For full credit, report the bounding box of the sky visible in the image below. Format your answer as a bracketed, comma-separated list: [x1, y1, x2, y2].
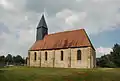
[0, 0, 120, 57]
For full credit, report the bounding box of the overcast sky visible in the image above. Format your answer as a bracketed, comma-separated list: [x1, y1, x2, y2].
[0, 0, 120, 57]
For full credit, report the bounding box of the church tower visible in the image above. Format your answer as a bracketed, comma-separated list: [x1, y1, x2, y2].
[36, 15, 48, 41]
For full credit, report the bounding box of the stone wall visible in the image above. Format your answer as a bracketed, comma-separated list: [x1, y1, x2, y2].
[28, 47, 96, 68]
[41, 50, 54, 67]
[54, 49, 70, 68]
[91, 47, 96, 68]
[29, 51, 40, 67]
[71, 47, 90, 68]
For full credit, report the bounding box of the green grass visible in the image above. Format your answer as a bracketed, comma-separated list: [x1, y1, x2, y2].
[0, 66, 120, 81]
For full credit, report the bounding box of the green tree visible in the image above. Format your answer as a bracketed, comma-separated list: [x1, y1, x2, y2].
[0, 55, 5, 67]
[13, 55, 25, 65]
[97, 43, 120, 68]
[5, 54, 13, 65]
[111, 43, 120, 67]
[0, 55, 5, 62]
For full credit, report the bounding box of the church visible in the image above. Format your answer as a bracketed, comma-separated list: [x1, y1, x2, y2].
[27, 15, 96, 68]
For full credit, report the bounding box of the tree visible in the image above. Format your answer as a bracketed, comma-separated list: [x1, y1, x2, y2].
[5, 54, 13, 65]
[0, 55, 5, 67]
[13, 55, 25, 65]
[0, 55, 5, 62]
[111, 43, 120, 67]
[97, 43, 120, 68]
[1, 54, 26, 66]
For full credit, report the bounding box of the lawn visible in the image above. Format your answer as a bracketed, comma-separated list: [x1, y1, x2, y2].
[0, 67, 120, 81]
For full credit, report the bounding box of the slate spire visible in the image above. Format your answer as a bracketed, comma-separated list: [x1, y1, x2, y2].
[37, 14, 47, 29]
[36, 14, 48, 41]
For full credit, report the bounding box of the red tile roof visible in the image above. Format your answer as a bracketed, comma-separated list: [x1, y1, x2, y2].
[29, 29, 94, 51]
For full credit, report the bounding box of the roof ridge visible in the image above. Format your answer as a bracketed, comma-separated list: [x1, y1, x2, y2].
[82, 29, 95, 50]
[47, 28, 85, 36]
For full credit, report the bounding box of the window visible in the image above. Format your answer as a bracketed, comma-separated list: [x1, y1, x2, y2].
[77, 50, 81, 60]
[34, 52, 37, 61]
[45, 52, 47, 61]
[61, 51, 63, 61]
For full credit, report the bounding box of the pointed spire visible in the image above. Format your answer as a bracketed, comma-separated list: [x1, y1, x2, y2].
[37, 14, 47, 29]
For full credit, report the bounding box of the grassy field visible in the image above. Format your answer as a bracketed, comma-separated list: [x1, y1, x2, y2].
[0, 67, 120, 81]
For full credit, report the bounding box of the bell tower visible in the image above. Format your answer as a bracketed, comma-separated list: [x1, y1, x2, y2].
[36, 15, 48, 41]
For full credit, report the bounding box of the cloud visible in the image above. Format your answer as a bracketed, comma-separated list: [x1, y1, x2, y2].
[0, 0, 14, 10]
[96, 47, 113, 57]
[0, 22, 10, 35]
[0, 0, 35, 56]
[56, 9, 87, 30]
[56, 9, 87, 27]
[54, 1, 120, 34]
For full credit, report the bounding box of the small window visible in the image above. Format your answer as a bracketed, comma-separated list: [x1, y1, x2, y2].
[77, 50, 81, 60]
[45, 52, 47, 61]
[34, 52, 37, 61]
[61, 51, 63, 61]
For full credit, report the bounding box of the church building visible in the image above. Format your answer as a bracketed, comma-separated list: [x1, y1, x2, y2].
[27, 15, 96, 68]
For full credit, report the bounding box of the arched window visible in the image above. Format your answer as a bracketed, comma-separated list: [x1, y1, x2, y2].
[34, 52, 37, 61]
[45, 52, 47, 61]
[61, 51, 63, 61]
[77, 50, 81, 60]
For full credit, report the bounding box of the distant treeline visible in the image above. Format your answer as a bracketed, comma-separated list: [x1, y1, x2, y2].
[97, 43, 120, 68]
[0, 54, 26, 66]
